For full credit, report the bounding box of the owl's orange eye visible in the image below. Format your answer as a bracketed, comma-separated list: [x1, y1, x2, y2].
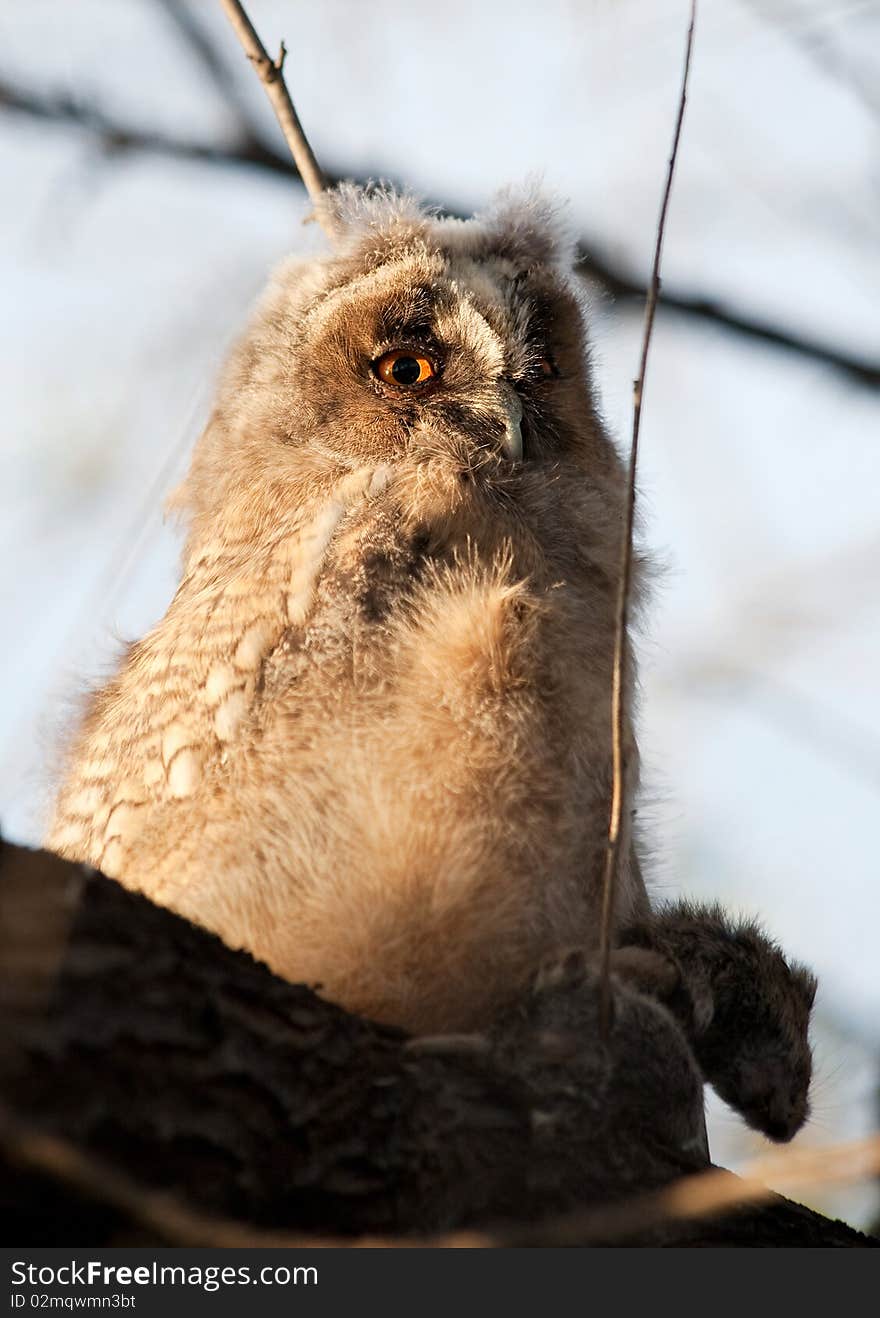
[374, 350, 437, 387]
[538, 357, 559, 379]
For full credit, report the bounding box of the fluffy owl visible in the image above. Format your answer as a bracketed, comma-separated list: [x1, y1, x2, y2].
[47, 186, 647, 1034]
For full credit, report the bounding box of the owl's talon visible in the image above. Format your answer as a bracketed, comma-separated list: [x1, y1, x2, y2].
[403, 1032, 490, 1057]
[532, 946, 591, 996]
[607, 945, 681, 999]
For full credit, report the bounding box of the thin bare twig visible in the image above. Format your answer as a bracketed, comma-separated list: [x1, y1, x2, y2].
[218, 0, 333, 231]
[598, 1, 698, 1037]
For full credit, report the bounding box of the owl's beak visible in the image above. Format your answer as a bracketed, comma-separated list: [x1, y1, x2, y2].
[498, 384, 523, 462]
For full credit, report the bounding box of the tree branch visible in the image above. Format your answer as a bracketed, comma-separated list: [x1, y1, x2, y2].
[1, 842, 875, 1248]
[5, 1105, 877, 1248]
[155, 0, 268, 154]
[2, 75, 875, 387]
[599, 1, 697, 1034]
[218, 0, 332, 230]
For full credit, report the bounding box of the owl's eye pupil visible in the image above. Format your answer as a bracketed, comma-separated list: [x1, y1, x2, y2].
[391, 356, 422, 385]
[374, 349, 437, 388]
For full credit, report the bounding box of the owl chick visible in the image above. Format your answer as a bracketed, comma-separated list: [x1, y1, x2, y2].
[48, 186, 647, 1033]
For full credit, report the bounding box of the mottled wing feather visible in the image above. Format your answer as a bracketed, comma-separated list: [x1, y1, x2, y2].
[48, 464, 387, 878]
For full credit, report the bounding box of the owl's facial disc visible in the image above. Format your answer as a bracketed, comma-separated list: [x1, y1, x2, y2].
[182, 190, 626, 528]
[274, 234, 595, 472]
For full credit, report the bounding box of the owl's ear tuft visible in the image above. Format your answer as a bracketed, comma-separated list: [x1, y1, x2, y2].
[317, 183, 433, 253]
[316, 182, 576, 274]
[468, 183, 577, 271]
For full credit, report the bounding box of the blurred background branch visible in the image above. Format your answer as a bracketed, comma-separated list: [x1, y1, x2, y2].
[2, 60, 878, 386]
[1, 0, 878, 1231]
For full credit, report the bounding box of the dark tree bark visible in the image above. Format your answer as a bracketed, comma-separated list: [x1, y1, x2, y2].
[0, 841, 874, 1247]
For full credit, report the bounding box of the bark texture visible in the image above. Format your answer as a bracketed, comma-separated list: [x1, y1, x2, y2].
[0, 841, 874, 1247]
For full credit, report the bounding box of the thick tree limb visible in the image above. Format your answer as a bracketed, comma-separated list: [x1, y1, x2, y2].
[0, 843, 703, 1240]
[0, 842, 874, 1247]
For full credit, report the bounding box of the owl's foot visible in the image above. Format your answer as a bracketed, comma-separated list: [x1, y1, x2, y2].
[495, 946, 708, 1163]
[531, 942, 680, 1005]
[617, 902, 817, 1142]
[531, 945, 591, 996]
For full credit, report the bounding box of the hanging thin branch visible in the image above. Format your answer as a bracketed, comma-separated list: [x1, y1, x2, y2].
[598, 1, 698, 1036]
[218, 0, 334, 233]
